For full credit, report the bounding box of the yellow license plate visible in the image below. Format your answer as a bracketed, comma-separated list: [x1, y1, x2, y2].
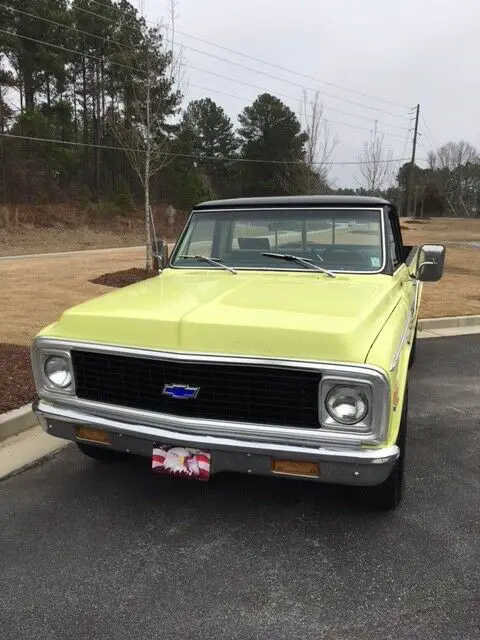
[271, 459, 319, 478]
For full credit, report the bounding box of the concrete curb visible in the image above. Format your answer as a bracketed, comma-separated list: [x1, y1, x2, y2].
[0, 425, 69, 481]
[0, 403, 36, 442]
[418, 315, 480, 331]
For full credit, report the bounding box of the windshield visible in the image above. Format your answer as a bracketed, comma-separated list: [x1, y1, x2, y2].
[171, 209, 384, 273]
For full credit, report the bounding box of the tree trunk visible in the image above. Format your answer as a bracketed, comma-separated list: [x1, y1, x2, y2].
[82, 55, 89, 189]
[144, 81, 152, 272]
[23, 65, 35, 111]
[110, 88, 116, 192]
[0, 140, 6, 203]
[145, 173, 152, 272]
[46, 75, 51, 109]
[100, 57, 107, 197]
[94, 62, 101, 200]
[73, 81, 77, 142]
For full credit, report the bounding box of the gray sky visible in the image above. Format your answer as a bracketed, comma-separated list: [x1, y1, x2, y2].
[145, 0, 479, 187]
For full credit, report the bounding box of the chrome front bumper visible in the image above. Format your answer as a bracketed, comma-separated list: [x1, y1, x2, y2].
[34, 400, 399, 487]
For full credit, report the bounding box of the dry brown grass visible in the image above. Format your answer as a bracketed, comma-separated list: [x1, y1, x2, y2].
[400, 218, 480, 318]
[1, 247, 144, 346]
[418, 248, 480, 318]
[0, 203, 188, 257]
[400, 216, 480, 244]
[0, 226, 144, 257]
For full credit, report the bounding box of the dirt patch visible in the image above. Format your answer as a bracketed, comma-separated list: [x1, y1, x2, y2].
[90, 268, 153, 288]
[0, 344, 35, 413]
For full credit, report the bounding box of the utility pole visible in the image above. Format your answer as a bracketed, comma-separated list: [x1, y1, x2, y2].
[406, 104, 420, 217]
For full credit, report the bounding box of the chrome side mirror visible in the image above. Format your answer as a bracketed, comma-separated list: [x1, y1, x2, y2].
[152, 238, 169, 272]
[416, 244, 446, 282]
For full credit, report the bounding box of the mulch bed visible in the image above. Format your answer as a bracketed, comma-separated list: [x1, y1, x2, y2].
[90, 268, 153, 288]
[0, 344, 36, 413]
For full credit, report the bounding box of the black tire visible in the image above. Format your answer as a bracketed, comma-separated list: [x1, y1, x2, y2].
[354, 387, 408, 511]
[76, 442, 128, 462]
[408, 325, 418, 369]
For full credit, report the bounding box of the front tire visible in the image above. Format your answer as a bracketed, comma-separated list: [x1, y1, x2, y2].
[76, 442, 128, 462]
[354, 387, 408, 510]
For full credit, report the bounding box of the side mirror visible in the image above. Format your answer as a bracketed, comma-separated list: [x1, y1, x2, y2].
[416, 244, 446, 282]
[152, 238, 169, 272]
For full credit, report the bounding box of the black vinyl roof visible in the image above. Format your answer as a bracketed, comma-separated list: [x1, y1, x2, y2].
[194, 195, 391, 211]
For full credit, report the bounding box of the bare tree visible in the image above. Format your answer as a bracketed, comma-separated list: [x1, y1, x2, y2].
[428, 140, 478, 171]
[428, 140, 479, 215]
[110, 3, 182, 271]
[357, 124, 394, 194]
[300, 91, 338, 193]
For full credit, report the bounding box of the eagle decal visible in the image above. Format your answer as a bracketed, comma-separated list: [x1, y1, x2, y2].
[152, 446, 211, 481]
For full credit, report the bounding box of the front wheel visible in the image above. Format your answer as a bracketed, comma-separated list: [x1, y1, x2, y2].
[76, 442, 129, 462]
[354, 387, 408, 510]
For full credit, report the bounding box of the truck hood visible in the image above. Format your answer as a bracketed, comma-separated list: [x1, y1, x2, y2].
[41, 269, 401, 364]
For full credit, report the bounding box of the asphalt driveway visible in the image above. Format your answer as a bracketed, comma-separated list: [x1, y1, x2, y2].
[0, 336, 479, 640]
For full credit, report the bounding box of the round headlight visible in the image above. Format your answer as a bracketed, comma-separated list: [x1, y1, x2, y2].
[325, 386, 368, 425]
[44, 356, 72, 389]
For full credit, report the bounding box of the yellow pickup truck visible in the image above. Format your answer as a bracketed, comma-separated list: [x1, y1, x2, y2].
[31, 196, 445, 509]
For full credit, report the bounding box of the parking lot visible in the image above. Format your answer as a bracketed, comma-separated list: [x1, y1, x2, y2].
[0, 335, 479, 640]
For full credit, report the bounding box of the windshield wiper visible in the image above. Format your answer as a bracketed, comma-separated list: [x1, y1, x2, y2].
[262, 252, 336, 278]
[178, 255, 237, 274]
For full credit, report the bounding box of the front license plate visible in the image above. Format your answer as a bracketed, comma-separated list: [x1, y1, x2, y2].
[152, 444, 211, 481]
[271, 459, 319, 478]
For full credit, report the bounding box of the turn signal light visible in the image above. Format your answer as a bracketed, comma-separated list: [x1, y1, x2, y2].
[76, 426, 111, 444]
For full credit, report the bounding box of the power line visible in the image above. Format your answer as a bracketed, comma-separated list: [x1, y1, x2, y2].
[185, 84, 407, 139]
[0, 6, 410, 129]
[420, 115, 439, 151]
[0, 132, 416, 166]
[69, 2, 411, 119]
[1, 26, 409, 137]
[0, 3, 138, 54]
[2, 4, 409, 130]
[167, 41, 411, 120]
[88, 0, 409, 110]
[188, 82, 409, 131]
[0, 29, 145, 74]
[186, 63, 409, 129]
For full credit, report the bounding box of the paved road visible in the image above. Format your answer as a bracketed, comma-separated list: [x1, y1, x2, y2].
[1, 336, 479, 640]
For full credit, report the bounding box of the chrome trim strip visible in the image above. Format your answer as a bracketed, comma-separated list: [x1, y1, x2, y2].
[35, 400, 399, 464]
[169, 207, 387, 275]
[390, 292, 417, 371]
[32, 337, 391, 446]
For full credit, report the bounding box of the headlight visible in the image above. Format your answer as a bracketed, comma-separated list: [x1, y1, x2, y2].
[44, 355, 72, 389]
[325, 385, 368, 425]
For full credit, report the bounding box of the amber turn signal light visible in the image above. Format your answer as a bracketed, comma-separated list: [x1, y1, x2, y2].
[76, 426, 111, 444]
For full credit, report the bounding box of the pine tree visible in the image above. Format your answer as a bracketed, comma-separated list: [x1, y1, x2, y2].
[238, 93, 307, 196]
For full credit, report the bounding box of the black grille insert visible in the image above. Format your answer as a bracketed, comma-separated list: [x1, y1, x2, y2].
[71, 350, 321, 428]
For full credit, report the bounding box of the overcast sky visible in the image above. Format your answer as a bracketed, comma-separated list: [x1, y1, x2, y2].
[144, 0, 479, 187]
